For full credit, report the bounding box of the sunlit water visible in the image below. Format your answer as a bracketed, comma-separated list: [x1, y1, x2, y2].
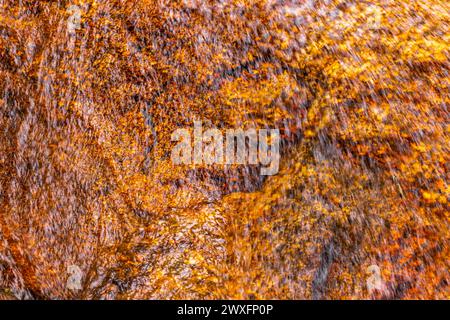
[0, 0, 448, 299]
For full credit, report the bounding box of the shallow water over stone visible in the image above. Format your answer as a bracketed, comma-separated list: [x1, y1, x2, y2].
[0, 0, 448, 299]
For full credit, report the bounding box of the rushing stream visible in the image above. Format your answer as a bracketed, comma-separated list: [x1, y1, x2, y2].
[0, 0, 449, 299]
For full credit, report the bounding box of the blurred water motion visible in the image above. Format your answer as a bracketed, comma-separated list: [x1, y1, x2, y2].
[0, 0, 448, 299]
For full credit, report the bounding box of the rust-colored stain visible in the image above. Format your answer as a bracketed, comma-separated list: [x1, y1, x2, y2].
[0, 0, 448, 299]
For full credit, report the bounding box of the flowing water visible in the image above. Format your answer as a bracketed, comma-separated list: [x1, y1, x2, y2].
[0, 0, 449, 299]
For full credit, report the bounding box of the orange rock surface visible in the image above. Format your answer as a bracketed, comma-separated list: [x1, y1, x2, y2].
[0, 0, 448, 299]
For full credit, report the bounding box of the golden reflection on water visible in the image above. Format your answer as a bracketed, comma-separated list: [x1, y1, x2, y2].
[0, 0, 448, 299]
